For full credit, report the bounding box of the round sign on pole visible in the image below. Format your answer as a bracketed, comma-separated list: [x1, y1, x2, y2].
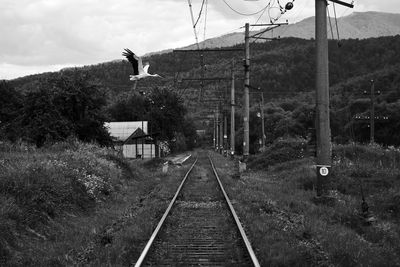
[319, 166, 329, 176]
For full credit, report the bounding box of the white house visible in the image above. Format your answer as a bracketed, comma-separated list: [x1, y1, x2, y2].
[105, 121, 159, 159]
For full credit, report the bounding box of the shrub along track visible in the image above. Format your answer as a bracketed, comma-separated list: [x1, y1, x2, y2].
[136, 151, 259, 266]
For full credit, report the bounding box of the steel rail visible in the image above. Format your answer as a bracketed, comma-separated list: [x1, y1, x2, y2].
[134, 158, 198, 267]
[208, 155, 261, 267]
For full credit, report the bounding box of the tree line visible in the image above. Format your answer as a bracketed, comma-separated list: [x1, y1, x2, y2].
[4, 35, 400, 151]
[1, 71, 196, 151]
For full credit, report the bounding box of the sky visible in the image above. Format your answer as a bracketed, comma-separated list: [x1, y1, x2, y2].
[1, 0, 398, 80]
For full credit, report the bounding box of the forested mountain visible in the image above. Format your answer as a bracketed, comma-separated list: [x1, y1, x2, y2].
[173, 11, 400, 51]
[5, 35, 400, 149]
[10, 35, 400, 103]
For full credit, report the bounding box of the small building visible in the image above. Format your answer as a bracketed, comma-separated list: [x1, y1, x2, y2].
[196, 129, 206, 137]
[105, 121, 160, 159]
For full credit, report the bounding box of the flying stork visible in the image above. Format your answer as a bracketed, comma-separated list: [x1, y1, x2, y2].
[122, 48, 162, 81]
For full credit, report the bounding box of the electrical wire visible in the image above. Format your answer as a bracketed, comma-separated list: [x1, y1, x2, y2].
[338, 0, 355, 18]
[194, 0, 206, 28]
[276, 0, 308, 37]
[187, 0, 200, 50]
[202, 0, 209, 49]
[332, 2, 341, 42]
[250, 2, 270, 32]
[327, 6, 335, 39]
[222, 0, 271, 16]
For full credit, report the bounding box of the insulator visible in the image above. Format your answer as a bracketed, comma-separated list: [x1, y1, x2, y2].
[285, 2, 294, 10]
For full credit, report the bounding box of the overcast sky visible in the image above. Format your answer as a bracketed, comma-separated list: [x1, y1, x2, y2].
[1, 0, 398, 79]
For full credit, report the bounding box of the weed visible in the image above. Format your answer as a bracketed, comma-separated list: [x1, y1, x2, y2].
[248, 136, 308, 170]
[211, 143, 400, 267]
[0, 140, 123, 265]
[142, 157, 166, 170]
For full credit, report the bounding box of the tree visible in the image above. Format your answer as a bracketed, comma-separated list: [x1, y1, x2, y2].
[108, 87, 196, 152]
[20, 86, 73, 147]
[107, 92, 146, 122]
[181, 117, 197, 150]
[17, 71, 112, 147]
[147, 87, 187, 142]
[0, 81, 23, 141]
[52, 71, 112, 146]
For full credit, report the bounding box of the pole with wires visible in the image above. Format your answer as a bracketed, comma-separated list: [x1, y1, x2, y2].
[315, 0, 331, 197]
[187, 0, 200, 50]
[243, 23, 250, 162]
[315, 0, 354, 197]
[213, 110, 217, 149]
[260, 91, 265, 150]
[230, 59, 236, 158]
[187, 0, 207, 102]
[369, 80, 375, 144]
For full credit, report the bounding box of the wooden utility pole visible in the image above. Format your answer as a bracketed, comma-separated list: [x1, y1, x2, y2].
[219, 102, 224, 154]
[142, 120, 144, 160]
[243, 23, 250, 161]
[369, 80, 375, 144]
[241, 22, 286, 166]
[173, 48, 243, 151]
[224, 110, 228, 155]
[173, 48, 243, 102]
[200, 54, 205, 102]
[213, 110, 216, 149]
[260, 92, 265, 149]
[355, 79, 387, 143]
[315, 0, 331, 196]
[230, 59, 236, 157]
[216, 108, 219, 151]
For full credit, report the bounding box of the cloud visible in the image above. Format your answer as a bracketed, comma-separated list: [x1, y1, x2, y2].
[1, 0, 399, 79]
[0, 63, 73, 80]
[0, 0, 194, 67]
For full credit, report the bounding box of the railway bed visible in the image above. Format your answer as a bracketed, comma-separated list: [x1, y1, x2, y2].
[135, 152, 259, 266]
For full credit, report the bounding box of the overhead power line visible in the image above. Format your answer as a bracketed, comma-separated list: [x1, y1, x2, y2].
[222, 0, 271, 16]
[187, 0, 200, 50]
[202, 0, 208, 48]
[194, 0, 206, 28]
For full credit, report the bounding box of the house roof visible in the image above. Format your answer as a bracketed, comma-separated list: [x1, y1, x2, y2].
[130, 128, 146, 139]
[124, 129, 161, 144]
[105, 121, 148, 142]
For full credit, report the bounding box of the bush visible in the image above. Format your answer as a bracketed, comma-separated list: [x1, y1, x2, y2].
[332, 143, 400, 196]
[248, 136, 308, 170]
[0, 140, 124, 264]
[171, 132, 187, 153]
[333, 143, 400, 169]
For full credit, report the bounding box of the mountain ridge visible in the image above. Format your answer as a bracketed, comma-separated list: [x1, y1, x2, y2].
[6, 11, 400, 82]
[178, 11, 400, 51]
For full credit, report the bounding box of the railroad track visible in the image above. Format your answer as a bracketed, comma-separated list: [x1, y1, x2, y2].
[135, 152, 259, 267]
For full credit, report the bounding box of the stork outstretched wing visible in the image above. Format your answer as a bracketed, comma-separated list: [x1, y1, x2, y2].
[143, 63, 150, 74]
[122, 48, 144, 75]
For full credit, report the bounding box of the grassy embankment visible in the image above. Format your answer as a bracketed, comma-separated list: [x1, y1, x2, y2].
[213, 138, 400, 266]
[0, 140, 190, 266]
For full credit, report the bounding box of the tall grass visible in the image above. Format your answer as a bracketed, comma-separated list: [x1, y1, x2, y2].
[0, 141, 194, 266]
[212, 142, 400, 266]
[0, 140, 123, 265]
[247, 136, 308, 170]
